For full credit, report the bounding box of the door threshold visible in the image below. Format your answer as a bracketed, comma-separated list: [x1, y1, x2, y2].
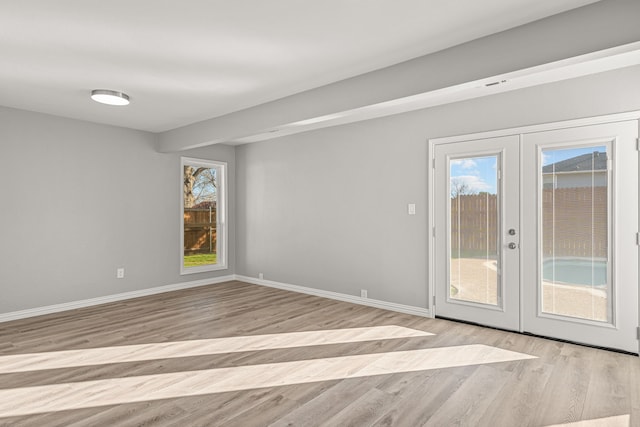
[435, 316, 638, 356]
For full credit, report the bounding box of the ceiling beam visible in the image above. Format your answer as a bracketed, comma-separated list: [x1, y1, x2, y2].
[157, 0, 640, 153]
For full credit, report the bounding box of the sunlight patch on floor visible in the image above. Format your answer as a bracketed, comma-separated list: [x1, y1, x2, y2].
[545, 414, 630, 427]
[0, 344, 535, 418]
[0, 325, 432, 373]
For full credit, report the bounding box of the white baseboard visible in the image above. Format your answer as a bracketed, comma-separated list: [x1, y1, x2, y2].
[1, 274, 430, 323]
[0, 275, 235, 323]
[234, 275, 431, 318]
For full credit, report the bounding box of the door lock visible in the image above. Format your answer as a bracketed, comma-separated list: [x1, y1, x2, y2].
[508, 242, 517, 249]
[508, 229, 516, 235]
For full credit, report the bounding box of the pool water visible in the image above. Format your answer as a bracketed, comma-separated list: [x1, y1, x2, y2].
[542, 258, 607, 286]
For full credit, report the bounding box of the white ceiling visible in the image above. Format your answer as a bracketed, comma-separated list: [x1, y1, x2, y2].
[0, 0, 599, 133]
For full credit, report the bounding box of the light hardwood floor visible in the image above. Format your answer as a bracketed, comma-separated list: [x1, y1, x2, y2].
[0, 281, 638, 426]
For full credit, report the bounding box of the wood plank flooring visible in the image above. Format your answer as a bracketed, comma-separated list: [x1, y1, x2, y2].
[0, 280, 638, 426]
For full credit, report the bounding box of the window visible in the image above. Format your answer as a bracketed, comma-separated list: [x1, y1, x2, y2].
[181, 157, 227, 274]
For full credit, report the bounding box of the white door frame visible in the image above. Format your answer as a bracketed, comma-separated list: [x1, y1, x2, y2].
[427, 110, 640, 353]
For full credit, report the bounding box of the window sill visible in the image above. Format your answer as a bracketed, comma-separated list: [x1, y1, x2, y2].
[180, 264, 228, 275]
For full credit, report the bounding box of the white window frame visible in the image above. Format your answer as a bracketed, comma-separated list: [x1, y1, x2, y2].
[180, 157, 228, 274]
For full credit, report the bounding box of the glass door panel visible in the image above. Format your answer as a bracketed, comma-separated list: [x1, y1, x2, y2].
[450, 156, 500, 306]
[540, 145, 610, 323]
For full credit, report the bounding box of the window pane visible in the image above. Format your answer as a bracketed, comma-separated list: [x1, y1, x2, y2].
[449, 156, 499, 306]
[541, 146, 609, 322]
[183, 164, 218, 269]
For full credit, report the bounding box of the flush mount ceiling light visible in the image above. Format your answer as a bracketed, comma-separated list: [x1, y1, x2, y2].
[90, 89, 130, 106]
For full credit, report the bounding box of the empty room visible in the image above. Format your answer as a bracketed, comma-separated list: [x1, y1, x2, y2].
[1, 1, 640, 426]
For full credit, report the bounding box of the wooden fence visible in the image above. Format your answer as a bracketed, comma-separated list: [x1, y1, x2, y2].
[451, 194, 498, 255]
[184, 208, 217, 254]
[451, 187, 607, 258]
[541, 187, 607, 258]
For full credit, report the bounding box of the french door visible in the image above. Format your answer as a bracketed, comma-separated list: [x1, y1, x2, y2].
[434, 135, 521, 331]
[432, 119, 639, 353]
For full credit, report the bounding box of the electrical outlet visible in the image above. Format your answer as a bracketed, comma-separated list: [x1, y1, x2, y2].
[258, 273, 264, 280]
[360, 289, 368, 298]
[116, 268, 125, 279]
[408, 203, 416, 215]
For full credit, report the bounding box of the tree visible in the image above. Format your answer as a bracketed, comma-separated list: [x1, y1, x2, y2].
[184, 166, 217, 208]
[450, 178, 476, 199]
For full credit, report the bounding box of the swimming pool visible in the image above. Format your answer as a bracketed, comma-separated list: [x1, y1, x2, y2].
[542, 258, 607, 286]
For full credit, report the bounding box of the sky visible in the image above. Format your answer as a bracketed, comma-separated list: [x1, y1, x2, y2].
[450, 145, 606, 196]
[450, 156, 498, 195]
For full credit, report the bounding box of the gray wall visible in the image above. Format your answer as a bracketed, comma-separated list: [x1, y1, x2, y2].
[2, 65, 640, 316]
[0, 107, 235, 314]
[235, 65, 640, 309]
